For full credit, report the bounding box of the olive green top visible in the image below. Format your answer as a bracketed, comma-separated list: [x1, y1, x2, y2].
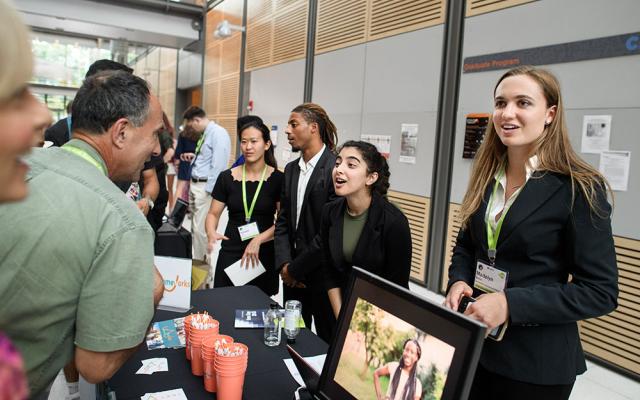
[342, 208, 369, 264]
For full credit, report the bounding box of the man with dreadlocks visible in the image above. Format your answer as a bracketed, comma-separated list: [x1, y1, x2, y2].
[274, 102, 339, 342]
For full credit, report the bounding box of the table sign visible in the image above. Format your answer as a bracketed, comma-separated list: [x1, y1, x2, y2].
[155, 256, 192, 312]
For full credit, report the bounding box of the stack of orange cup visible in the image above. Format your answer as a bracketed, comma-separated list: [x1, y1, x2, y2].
[189, 314, 219, 376]
[215, 342, 249, 400]
[183, 314, 195, 361]
[201, 334, 234, 392]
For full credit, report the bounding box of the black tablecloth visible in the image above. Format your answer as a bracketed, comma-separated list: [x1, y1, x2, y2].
[107, 286, 328, 399]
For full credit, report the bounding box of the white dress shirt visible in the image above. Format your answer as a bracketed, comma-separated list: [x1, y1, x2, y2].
[296, 145, 326, 228]
[487, 155, 539, 231]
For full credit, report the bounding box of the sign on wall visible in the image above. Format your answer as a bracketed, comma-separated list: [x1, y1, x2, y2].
[464, 32, 640, 73]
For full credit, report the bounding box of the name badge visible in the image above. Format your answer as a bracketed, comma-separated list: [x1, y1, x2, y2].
[473, 261, 508, 293]
[238, 222, 260, 241]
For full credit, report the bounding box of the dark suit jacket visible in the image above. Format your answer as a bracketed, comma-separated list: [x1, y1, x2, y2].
[448, 171, 618, 385]
[274, 148, 336, 284]
[306, 192, 412, 291]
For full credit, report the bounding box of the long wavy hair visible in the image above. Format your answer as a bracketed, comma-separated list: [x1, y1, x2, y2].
[459, 66, 611, 228]
[291, 103, 338, 152]
[389, 339, 422, 400]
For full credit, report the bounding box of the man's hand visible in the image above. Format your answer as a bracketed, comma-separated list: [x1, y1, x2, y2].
[280, 264, 305, 288]
[136, 198, 151, 216]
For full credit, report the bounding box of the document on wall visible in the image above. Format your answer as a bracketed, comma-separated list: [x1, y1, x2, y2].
[361, 134, 391, 159]
[599, 150, 631, 191]
[399, 123, 418, 164]
[581, 115, 611, 153]
[224, 258, 266, 286]
[270, 124, 278, 146]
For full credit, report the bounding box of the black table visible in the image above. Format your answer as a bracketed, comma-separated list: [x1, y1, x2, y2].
[107, 286, 328, 399]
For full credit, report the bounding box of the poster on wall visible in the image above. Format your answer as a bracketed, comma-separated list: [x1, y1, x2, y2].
[463, 114, 490, 159]
[599, 150, 631, 192]
[399, 124, 418, 164]
[270, 125, 278, 146]
[360, 134, 391, 159]
[581, 115, 611, 154]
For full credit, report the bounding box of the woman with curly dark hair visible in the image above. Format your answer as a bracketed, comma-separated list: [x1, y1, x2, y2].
[299, 140, 412, 320]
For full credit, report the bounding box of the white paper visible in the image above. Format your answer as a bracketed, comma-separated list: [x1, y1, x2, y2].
[399, 123, 418, 164]
[581, 115, 611, 154]
[136, 358, 169, 375]
[224, 258, 266, 286]
[361, 134, 391, 159]
[599, 151, 631, 191]
[283, 354, 327, 387]
[154, 256, 192, 313]
[140, 388, 187, 400]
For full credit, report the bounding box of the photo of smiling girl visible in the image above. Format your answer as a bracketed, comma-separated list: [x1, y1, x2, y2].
[373, 339, 423, 400]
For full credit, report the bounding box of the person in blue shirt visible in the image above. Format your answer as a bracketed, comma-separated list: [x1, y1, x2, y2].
[182, 106, 231, 263]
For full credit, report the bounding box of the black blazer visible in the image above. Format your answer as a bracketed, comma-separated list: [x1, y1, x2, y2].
[448, 171, 618, 385]
[302, 192, 412, 292]
[274, 148, 336, 283]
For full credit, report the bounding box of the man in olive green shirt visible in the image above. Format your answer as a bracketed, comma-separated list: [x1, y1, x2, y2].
[0, 71, 164, 397]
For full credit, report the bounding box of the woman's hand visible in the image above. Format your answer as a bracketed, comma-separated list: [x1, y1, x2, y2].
[464, 292, 509, 330]
[444, 280, 473, 311]
[180, 152, 195, 162]
[241, 236, 262, 268]
[207, 231, 229, 253]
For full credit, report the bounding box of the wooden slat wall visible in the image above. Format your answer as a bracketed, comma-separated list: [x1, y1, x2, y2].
[315, 0, 368, 54]
[442, 202, 640, 377]
[465, 0, 536, 17]
[133, 47, 177, 124]
[316, 0, 445, 54]
[158, 48, 177, 124]
[245, 0, 308, 71]
[205, 1, 243, 165]
[441, 202, 462, 291]
[580, 236, 640, 376]
[273, 1, 308, 63]
[368, 0, 445, 41]
[387, 190, 430, 284]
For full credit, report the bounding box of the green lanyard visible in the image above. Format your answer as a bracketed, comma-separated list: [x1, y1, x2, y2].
[242, 164, 268, 223]
[194, 132, 206, 155]
[62, 145, 107, 176]
[485, 169, 516, 264]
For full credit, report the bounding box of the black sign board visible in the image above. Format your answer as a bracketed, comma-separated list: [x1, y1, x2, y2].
[464, 32, 640, 73]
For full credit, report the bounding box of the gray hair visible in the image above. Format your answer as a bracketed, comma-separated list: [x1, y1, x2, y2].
[71, 71, 151, 134]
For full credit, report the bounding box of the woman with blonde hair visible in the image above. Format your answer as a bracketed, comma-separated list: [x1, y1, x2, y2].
[444, 66, 618, 399]
[0, 1, 46, 397]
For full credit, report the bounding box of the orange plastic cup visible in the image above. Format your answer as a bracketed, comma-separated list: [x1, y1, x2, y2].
[216, 369, 246, 400]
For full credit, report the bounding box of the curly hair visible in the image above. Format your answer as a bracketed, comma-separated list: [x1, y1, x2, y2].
[338, 140, 390, 196]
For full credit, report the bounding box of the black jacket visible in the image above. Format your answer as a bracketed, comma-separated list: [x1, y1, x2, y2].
[274, 148, 336, 283]
[314, 192, 412, 291]
[448, 171, 618, 385]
